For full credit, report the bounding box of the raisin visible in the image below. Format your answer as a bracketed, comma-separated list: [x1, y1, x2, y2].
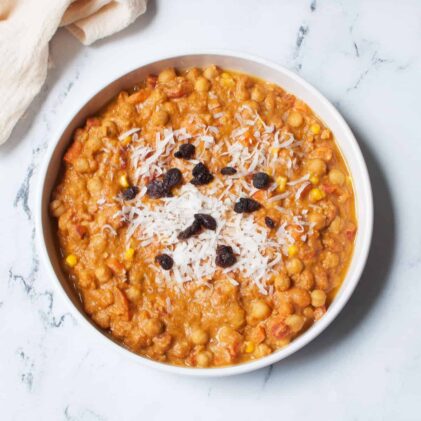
[174, 143, 195, 159]
[194, 213, 217, 230]
[265, 216, 276, 229]
[177, 220, 202, 240]
[146, 180, 167, 198]
[220, 166, 237, 175]
[215, 245, 237, 268]
[191, 162, 214, 185]
[155, 254, 174, 270]
[122, 186, 139, 200]
[192, 162, 207, 177]
[252, 172, 271, 189]
[234, 198, 262, 213]
[163, 168, 182, 189]
[147, 168, 183, 198]
[191, 172, 214, 185]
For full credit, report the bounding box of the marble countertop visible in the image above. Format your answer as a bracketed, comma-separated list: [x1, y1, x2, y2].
[1, 0, 421, 419]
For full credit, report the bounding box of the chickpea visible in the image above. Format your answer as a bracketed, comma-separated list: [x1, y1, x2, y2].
[50, 199, 66, 217]
[264, 92, 276, 111]
[312, 307, 325, 320]
[196, 351, 213, 367]
[74, 157, 90, 173]
[170, 340, 191, 359]
[287, 111, 303, 127]
[158, 68, 176, 83]
[323, 251, 340, 269]
[203, 65, 220, 80]
[296, 269, 314, 290]
[303, 306, 314, 319]
[90, 235, 107, 253]
[236, 86, 250, 101]
[87, 178, 102, 196]
[329, 216, 342, 234]
[78, 271, 95, 289]
[148, 89, 167, 104]
[229, 307, 246, 329]
[185, 67, 201, 81]
[129, 267, 144, 284]
[254, 343, 272, 358]
[307, 158, 327, 176]
[126, 285, 142, 302]
[277, 299, 294, 317]
[217, 326, 242, 345]
[151, 109, 169, 126]
[153, 333, 172, 355]
[162, 101, 177, 115]
[85, 137, 103, 153]
[289, 287, 311, 308]
[285, 314, 305, 333]
[329, 168, 345, 185]
[308, 212, 327, 230]
[195, 76, 210, 92]
[314, 265, 329, 290]
[190, 327, 209, 345]
[274, 273, 291, 292]
[250, 300, 271, 321]
[251, 85, 266, 102]
[142, 318, 164, 338]
[95, 264, 112, 284]
[311, 289, 327, 307]
[286, 257, 304, 275]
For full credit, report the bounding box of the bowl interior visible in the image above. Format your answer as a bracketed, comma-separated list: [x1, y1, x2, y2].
[40, 53, 372, 374]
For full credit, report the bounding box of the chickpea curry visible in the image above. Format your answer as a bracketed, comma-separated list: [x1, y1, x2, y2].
[50, 66, 357, 368]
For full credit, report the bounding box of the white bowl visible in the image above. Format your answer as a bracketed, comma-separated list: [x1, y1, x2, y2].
[36, 51, 373, 377]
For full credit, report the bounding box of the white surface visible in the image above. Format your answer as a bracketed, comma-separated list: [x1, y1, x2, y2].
[0, 0, 420, 419]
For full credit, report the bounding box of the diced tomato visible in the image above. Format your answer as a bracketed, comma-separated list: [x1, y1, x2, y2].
[63, 141, 82, 164]
[107, 257, 124, 274]
[165, 80, 193, 99]
[270, 320, 290, 340]
[146, 75, 158, 88]
[322, 183, 337, 194]
[127, 88, 150, 104]
[75, 224, 88, 239]
[345, 223, 357, 241]
[113, 287, 130, 320]
[86, 117, 101, 128]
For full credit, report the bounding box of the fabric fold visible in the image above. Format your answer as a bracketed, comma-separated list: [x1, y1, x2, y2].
[0, 0, 147, 145]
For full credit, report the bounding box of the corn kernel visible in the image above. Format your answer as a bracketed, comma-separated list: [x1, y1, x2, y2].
[310, 175, 319, 185]
[276, 176, 288, 193]
[65, 254, 77, 267]
[309, 188, 325, 202]
[244, 341, 255, 353]
[288, 245, 298, 257]
[310, 123, 321, 134]
[125, 247, 135, 260]
[119, 174, 129, 188]
[270, 146, 280, 156]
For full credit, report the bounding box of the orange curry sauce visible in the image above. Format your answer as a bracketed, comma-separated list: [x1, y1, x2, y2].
[50, 66, 356, 367]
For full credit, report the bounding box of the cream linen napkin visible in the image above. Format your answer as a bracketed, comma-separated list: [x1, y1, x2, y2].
[0, 0, 147, 145]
